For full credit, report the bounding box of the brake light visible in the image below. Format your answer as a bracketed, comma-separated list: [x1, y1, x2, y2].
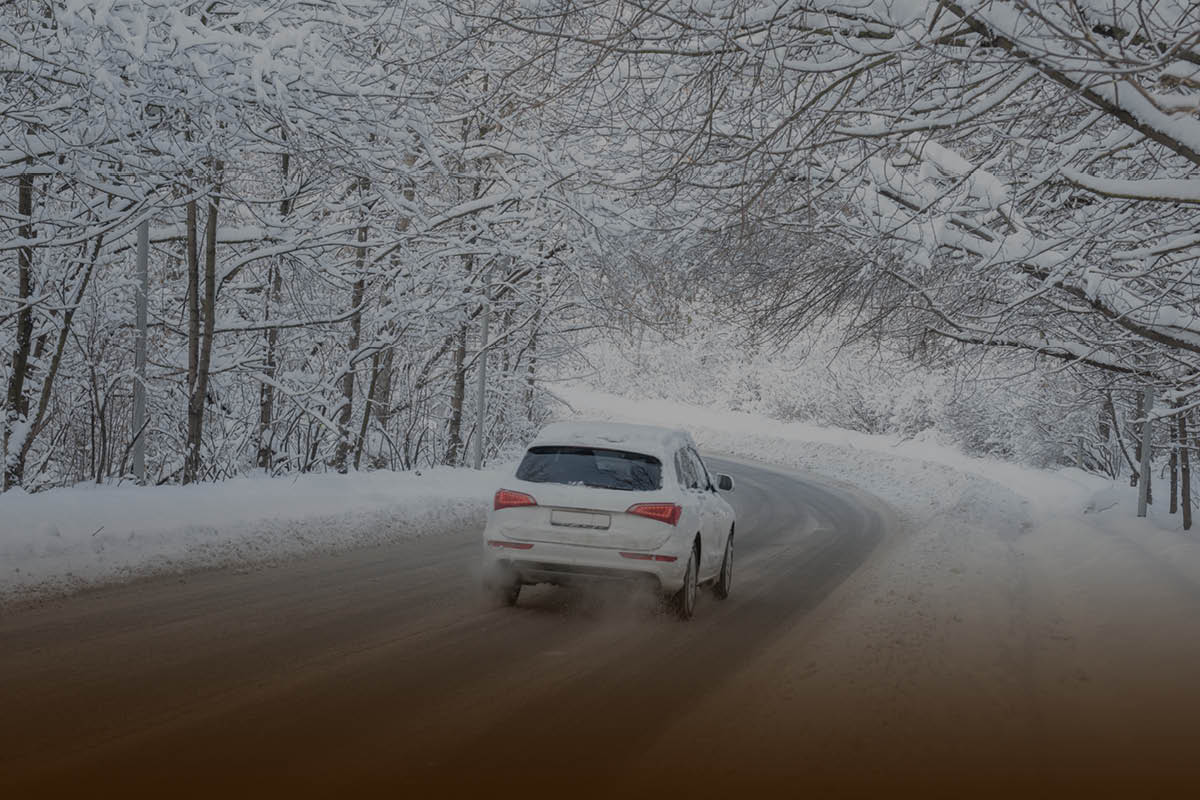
[620, 552, 677, 562]
[488, 540, 534, 549]
[494, 489, 537, 510]
[626, 503, 682, 526]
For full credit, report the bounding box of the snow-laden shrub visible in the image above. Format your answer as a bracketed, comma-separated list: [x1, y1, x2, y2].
[575, 321, 1102, 471]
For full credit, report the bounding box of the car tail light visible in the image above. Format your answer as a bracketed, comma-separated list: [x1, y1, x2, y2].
[494, 489, 536, 511]
[488, 540, 534, 550]
[626, 502, 682, 526]
[620, 552, 677, 562]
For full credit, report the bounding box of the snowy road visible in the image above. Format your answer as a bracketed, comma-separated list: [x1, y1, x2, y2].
[0, 457, 892, 794]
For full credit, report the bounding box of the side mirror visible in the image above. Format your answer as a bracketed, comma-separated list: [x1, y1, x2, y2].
[716, 474, 734, 492]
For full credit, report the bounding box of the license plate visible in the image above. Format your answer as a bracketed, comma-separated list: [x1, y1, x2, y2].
[550, 509, 611, 530]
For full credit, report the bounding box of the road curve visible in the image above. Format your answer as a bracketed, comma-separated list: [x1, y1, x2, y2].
[0, 457, 889, 796]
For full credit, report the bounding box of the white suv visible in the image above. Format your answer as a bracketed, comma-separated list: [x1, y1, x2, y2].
[481, 421, 736, 619]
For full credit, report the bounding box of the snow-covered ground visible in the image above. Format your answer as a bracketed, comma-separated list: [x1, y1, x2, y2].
[557, 383, 1192, 537]
[0, 467, 503, 606]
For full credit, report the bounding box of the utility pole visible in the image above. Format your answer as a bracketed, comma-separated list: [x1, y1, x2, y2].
[472, 273, 490, 470]
[132, 218, 149, 484]
[1138, 386, 1154, 517]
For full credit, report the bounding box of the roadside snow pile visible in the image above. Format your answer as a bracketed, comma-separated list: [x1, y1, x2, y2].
[0, 467, 504, 604]
[579, 327, 1099, 468]
[555, 384, 1112, 522]
[557, 383, 1196, 536]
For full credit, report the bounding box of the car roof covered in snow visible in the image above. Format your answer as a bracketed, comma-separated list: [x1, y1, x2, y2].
[529, 421, 694, 459]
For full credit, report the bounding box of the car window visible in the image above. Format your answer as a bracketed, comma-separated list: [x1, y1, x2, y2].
[675, 448, 701, 490]
[516, 446, 662, 491]
[686, 448, 711, 490]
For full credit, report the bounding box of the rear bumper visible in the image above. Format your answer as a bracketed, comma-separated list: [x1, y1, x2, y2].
[506, 559, 663, 591]
[482, 539, 688, 594]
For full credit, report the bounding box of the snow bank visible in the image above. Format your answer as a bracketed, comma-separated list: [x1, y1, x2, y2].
[558, 383, 1195, 534]
[558, 384, 1200, 565]
[0, 467, 505, 605]
[556, 383, 1114, 519]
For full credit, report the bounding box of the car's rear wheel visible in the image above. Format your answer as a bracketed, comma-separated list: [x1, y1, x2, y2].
[672, 544, 699, 620]
[713, 531, 733, 600]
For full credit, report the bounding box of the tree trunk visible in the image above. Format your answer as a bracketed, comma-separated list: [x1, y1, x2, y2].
[1133, 390, 1153, 504]
[257, 152, 292, 471]
[1132, 390, 1144, 485]
[183, 192, 200, 481]
[354, 351, 381, 471]
[368, 348, 395, 470]
[185, 196, 200, 421]
[332, 217, 369, 473]
[526, 263, 543, 421]
[1181, 412, 1192, 532]
[3, 168, 35, 490]
[1170, 408, 1179, 514]
[184, 162, 223, 484]
[1137, 388, 1153, 515]
[1106, 393, 1137, 478]
[17, 235, 104, 478]
[95, 393, 109, 484]
[256, 261, 283, 470]
[445, 326, 467, 465]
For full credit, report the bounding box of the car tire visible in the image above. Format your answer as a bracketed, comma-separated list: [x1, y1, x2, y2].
[672, 544, 699, 620]
[713, 531, 733, 600]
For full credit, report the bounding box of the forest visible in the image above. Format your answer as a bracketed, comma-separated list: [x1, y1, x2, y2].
[2, 1, 1197, 525]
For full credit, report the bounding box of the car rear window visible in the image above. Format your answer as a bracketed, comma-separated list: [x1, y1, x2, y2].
[516, 446, 662, 491]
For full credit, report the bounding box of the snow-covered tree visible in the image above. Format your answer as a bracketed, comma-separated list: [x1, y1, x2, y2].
[1, 0, 608, 490]
[488, 0, 1200, 390]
